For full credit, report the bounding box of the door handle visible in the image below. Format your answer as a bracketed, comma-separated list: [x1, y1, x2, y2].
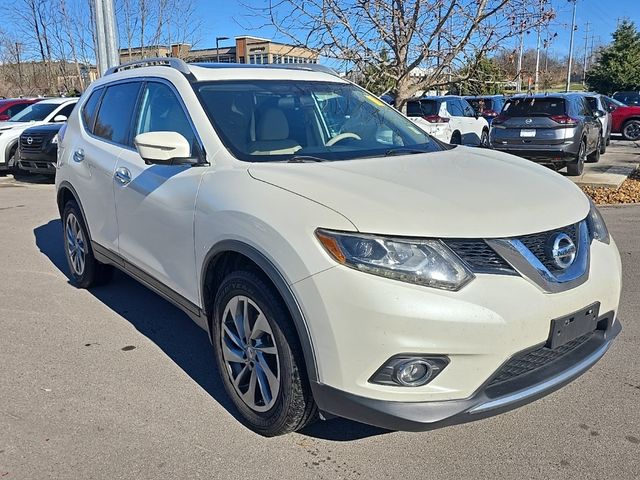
[114, 167, 132, 186]
[73, 148, 84, 163]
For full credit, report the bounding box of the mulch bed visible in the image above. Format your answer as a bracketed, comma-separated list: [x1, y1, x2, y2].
[581, 169, 640, 205]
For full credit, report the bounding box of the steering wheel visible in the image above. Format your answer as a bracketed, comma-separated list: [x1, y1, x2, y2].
[325, 132, 362, 146]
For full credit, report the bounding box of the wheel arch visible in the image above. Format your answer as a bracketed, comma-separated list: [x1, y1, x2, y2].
[4, 138, 18, 163]
[201, 240, 319, 383]
[56, 181, 93, 240]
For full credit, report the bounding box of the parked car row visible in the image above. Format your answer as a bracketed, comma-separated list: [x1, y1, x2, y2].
[401, 90, 640, 176]
[0, 97, 77, 177]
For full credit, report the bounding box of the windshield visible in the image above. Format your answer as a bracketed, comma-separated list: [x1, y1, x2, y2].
[195, 81, 441, 162]
[9, 103, 59, 122]
[502, 98, 565, 117]
[606, 96, 626, 107]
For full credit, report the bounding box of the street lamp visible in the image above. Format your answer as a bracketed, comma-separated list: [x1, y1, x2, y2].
[216, 36, 229, 63]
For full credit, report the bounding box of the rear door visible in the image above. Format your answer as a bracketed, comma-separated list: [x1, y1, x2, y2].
[460, 98, 486, 145]
[68, 82, 141, 251]
[113, 79, 207, 306]
[492, 97, 572, 146]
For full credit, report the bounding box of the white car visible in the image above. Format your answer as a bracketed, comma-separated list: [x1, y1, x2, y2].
[0, 97, 78, 172]
[407, 96, 490, 146]
[581, 93, 612, 153]
[56, 59, 622, 436]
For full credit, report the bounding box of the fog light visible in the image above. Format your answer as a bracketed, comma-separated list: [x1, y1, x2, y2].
[369, 355, 449, 387]
[395, 360, 432, 386]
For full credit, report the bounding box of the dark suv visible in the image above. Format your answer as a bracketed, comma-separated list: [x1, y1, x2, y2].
[17, 123, 62, 176]
[489, 93, 603, 176]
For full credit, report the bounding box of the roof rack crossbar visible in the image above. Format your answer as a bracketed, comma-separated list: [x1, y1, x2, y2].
[104, 57, 192, 76]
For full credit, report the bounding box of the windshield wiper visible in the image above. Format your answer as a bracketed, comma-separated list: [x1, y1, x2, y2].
[286, 155, 328, 163]
[384, 148, 429, 156]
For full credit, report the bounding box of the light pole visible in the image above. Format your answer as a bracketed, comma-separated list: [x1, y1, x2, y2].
[566, 0, 578, 92]
[216, 36, 229, 63]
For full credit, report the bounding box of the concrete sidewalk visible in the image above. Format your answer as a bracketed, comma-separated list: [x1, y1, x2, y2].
[567, 136, 639, 189]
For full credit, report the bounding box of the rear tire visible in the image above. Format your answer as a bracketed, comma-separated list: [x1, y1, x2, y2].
[588, 136, 601, 163]
[599, 134, 607, 154]
[62, 201, 113, 288]
[212, 270, 317, 436]
[566, 139, 586, 176]
[622, 120, 640, 141]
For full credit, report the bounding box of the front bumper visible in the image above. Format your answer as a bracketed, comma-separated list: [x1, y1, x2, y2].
[17, 147, 57, 175]
[312, 316, 620, 431]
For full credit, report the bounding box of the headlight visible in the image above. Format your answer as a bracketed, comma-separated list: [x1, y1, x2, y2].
[51, 134, 58, 144]
[315, 229, 474, 291]
[587, 200, 610, 244]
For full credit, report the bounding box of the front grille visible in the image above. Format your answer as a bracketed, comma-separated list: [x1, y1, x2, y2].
[518, 224, 579, 273]
[488, 331, 594, 387]
[20, 134, 45, 152]
[445, 240, 515, 274]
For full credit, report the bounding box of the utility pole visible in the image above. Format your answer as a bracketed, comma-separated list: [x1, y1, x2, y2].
[534, 0, 543, 92]
[582, 21, 590, 86]
[516, 24, 525, 93]
[93, 0, 119, 75]
[566, 0, 578, 92]
[15, 42, 23, 86]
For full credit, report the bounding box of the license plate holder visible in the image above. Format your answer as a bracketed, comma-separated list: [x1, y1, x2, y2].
[548, 302, 600, 349]
[520, 129, 536, 138]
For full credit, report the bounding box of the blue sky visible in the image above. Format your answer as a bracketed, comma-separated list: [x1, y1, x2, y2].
[198, 0, 640, 59]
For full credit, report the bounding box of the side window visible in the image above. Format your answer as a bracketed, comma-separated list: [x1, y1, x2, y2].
[55, 102, 76, 119]
[447, 99, 463, 117]
[581, 98, 593, 116]
[461, 99, 476, 117]
[81, 88, 103, 133]
[94, 82, 141, 146]
[134, 82, 198, 152]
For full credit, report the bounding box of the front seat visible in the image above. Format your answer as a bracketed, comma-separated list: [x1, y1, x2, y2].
[249, 108, 301, 155]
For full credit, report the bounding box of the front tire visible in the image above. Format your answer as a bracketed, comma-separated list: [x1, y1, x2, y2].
[480, 129, 489, 147]
[566, 139, 586, 176]
[588, 136, 601, 163]
[62, 201, 113, 288]
[212, 270, 317, 436]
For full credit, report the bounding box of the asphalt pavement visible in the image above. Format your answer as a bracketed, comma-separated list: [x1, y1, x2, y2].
[0, 176, 638, 480]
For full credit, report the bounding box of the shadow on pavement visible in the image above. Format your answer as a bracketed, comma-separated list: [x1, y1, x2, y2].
[33, 219, 388, 442]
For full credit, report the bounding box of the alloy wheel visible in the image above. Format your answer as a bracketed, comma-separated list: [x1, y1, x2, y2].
[65, 213, 86, 276]
[623, 121, 640, 141]
[220, 295, 280, 412]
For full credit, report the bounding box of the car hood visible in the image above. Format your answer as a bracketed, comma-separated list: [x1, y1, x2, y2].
[248, 147, 590, 238]
[0, 121, 47, 132]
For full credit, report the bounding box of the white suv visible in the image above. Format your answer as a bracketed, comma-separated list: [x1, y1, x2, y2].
[56, 59, 622, 436]
[0, 97, 78, 173]
[407, 96, 490, 146]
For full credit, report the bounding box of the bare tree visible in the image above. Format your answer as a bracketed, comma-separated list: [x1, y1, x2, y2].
[256, 0, 555, 110]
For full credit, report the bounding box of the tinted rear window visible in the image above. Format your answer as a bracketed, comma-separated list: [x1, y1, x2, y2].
[467, 98, 493, 111]
[502, 98, 566, 117]
[93, 82, 141, 145]
[407, 100, 438, 117]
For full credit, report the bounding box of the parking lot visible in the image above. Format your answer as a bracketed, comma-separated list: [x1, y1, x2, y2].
[0, 164, 638, 479]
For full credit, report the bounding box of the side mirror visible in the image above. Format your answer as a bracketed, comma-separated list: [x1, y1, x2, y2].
[608, 104, 617, 113]
[134, 131, 195, 165]
[594, 110, 606, 118]
[0, 114, 10, 121]
[53, 115, 67, 122]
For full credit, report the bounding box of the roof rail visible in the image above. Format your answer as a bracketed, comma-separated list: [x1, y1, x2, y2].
[104, 57, 192, 77]
[267, 63, 339, 76]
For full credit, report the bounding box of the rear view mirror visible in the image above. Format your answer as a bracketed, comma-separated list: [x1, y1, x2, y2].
[53, 115, 67, 122]
[134, 131, 195, 165]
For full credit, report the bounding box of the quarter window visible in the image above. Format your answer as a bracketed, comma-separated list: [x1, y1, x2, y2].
[93, 82, 141, 146]
[81, 88, 103, 133]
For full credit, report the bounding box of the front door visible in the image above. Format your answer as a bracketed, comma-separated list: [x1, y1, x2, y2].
[113, 80, 206, 306]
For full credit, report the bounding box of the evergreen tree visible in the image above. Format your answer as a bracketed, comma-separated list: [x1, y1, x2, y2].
[586, 21, 640, 94]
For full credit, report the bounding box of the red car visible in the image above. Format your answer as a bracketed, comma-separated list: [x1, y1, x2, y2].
[603, 96, 640, 141]
[0, 98, 42, 122]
